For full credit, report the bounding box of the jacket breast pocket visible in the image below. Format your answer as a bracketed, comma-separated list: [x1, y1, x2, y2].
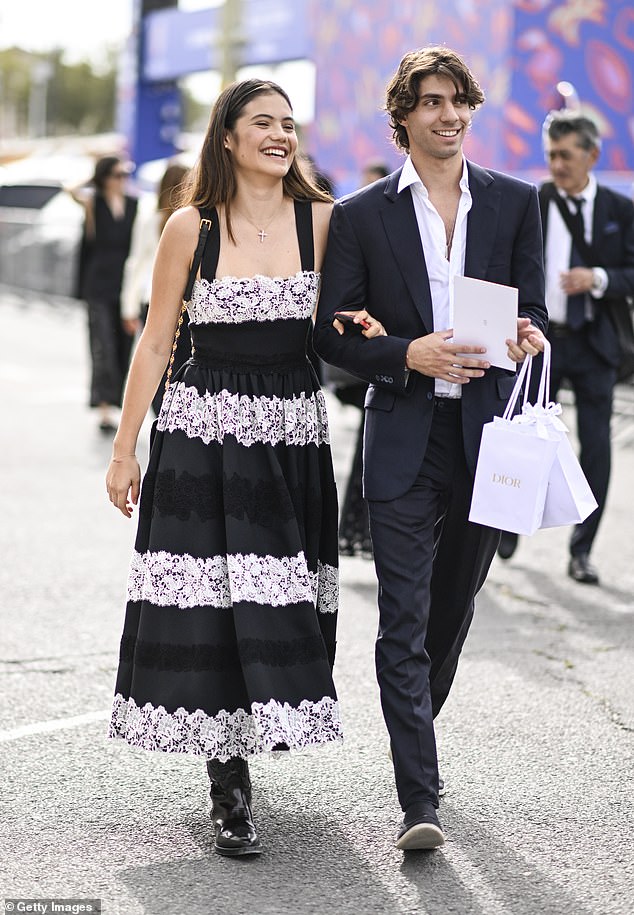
[364, 384, 396, 412]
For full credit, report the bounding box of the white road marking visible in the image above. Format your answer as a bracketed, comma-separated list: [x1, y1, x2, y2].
[0, 710, 110, 742]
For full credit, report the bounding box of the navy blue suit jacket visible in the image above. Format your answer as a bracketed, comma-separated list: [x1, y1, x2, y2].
[314, 161, 547, 502]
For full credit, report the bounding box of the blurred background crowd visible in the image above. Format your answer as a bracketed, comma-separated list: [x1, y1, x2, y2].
[1, 0, 633, 300]
[1, 0, 633, 562]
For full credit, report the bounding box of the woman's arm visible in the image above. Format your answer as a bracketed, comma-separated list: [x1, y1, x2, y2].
[106, 206, 199, 517]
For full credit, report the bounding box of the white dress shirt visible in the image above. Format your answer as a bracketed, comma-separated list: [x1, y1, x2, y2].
[397, 155, 472, 397]
[544, 173, 608, 324]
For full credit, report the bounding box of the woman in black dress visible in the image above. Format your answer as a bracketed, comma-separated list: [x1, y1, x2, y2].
[105, 80, 385, 857]
[75, 156, 138, 432]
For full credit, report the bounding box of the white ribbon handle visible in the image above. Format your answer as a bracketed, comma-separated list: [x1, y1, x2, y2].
[535, 338, 552, 410]
[503, 351, 531, 420]
[502, 337, 552, 421]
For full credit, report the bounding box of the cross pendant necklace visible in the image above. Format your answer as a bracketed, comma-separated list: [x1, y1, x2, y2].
[235, 197, 285, 243]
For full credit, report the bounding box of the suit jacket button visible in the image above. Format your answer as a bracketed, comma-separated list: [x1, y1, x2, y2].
[427, 392, 433, 400]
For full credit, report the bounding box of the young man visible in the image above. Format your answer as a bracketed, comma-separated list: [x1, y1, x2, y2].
[498, 111, 634, 584]
[314, 47, 546, 850]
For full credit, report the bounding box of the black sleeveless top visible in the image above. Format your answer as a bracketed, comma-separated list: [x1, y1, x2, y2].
[196, 199, 315, 279]
[186, 200, 318, 373]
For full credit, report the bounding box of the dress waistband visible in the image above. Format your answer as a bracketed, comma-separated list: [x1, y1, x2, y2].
[191, 344, 308, 373]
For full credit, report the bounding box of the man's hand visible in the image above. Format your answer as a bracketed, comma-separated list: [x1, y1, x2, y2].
[506, 317, 546, 363]
[405, 330, 489, 383]
[560, 267, 594, 295]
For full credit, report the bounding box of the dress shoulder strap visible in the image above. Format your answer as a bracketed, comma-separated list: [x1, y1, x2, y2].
[198, 202, 314, 277]
[199, 206, 220, 280]
[294, 199, 315, 272]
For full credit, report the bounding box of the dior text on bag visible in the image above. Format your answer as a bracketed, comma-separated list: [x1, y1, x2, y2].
[469, 341, 596, 535]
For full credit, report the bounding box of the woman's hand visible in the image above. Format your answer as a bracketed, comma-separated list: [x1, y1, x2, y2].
[106, 455, 141, 518]
[506, 317, 546, 363]
[333, 309, 387, 338]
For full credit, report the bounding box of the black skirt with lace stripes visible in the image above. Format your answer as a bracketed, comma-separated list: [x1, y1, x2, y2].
[109, 203, 342, 760]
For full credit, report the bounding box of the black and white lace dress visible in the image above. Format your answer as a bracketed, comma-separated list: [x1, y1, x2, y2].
[109, 202, 342, 760]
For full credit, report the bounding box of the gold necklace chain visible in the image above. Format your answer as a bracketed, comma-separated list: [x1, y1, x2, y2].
[234, 197, 285, 243]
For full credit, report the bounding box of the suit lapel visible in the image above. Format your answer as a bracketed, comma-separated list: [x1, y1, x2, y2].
[381, 171, 433, 331]
[464, 162, 500, 278]
[592, 184, 609, 247]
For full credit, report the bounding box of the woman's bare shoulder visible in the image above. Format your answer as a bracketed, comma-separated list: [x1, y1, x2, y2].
[162, 205, 201, 243]
[312, 200, 334, 227]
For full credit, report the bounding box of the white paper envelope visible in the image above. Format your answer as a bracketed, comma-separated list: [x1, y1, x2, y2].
[453, 275, 518, 370]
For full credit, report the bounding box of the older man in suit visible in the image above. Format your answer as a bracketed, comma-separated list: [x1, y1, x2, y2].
[498, 112, 634, 584]
[314, 47, 547, 850]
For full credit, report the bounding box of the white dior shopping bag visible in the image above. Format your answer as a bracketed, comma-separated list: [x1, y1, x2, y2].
[540, 431, 598, 527]
[532, 343, 598, 528]
[469, 346, 559, 535]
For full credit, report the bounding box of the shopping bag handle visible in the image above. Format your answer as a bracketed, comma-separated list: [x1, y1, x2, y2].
[503, 339, 551, 421]
[535, 338, 551, 409]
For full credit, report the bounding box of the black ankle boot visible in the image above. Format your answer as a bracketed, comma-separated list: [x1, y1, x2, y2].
[206, 757, 262, 856]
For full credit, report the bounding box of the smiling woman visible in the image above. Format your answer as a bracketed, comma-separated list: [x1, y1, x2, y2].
[104, 78, 357, 859]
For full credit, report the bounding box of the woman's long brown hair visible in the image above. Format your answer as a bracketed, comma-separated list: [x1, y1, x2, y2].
[180, 79, 331, 240]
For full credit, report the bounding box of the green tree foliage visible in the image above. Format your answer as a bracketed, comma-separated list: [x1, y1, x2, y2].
[0, 47, 116, 136]
[1, 46, 206, 140]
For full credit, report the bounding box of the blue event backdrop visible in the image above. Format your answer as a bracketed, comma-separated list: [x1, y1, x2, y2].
[306, 0, 634, 194]
[131, 0, 634, 195]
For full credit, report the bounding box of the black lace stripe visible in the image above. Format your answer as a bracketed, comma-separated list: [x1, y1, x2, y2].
[139, 469, 323, 527]
[119, 633, 327, 672]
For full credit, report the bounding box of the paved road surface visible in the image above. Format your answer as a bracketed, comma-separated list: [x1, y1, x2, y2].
[1, 290, 633, 914]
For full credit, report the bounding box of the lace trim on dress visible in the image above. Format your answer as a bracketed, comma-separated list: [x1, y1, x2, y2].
[127, 549, 339, 613]
[188, 271, 319, 326]
[109, 692, 343, 760]
[157, 384, 330, 447]
[119, 633, 328, 671]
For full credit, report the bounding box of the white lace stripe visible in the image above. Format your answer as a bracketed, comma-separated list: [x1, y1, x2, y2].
[313, 562, 339, 615]
[188, 271, 319, 325]
[127, 549, 338, 613]
[109, 693, 342, 760]
[157, 384, 330, 447]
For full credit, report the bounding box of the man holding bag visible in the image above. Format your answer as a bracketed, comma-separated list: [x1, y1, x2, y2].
[497, 111, 634, 584]
[315, 46, 547, 851]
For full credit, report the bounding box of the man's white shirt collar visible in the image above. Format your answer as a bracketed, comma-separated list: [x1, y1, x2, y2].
[555, 172, 597, 205]
[397, 155, 471, 196]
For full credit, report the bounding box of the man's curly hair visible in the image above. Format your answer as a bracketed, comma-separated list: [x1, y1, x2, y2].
[385, 46, 485, 152]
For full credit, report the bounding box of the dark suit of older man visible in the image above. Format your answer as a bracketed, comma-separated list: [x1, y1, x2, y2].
[498, 111, 634, 585]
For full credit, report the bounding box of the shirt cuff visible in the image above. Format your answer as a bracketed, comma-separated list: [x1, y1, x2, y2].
[590, 267, 608, 298]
